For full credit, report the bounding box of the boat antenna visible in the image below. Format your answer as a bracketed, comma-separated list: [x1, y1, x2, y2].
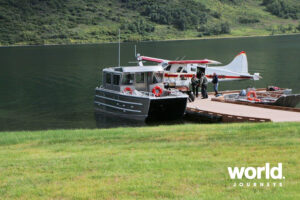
[118, 29, 120, 67]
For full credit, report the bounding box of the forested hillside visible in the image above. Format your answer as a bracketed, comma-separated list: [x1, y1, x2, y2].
[0, 0, 299, 45]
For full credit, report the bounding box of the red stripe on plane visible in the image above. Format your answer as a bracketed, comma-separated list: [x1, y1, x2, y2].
[141, 56, 164, 63]
[165, 74, 194, 78]
[164, 74, 178, 77]
[180, 74, 194, 78]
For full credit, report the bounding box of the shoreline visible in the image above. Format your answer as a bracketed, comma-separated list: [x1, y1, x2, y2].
[1, 33, 300, 48]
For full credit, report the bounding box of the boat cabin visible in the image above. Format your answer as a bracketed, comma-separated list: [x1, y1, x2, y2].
[102, 66, 164, 93]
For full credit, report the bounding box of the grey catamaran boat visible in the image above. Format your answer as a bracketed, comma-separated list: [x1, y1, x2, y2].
[94, 65, 188, 121]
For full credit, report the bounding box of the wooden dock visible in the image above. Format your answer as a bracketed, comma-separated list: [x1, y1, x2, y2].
[186, 91, 300, 123]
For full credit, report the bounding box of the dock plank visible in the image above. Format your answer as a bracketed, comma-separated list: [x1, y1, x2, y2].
[187, 96, 300, 122]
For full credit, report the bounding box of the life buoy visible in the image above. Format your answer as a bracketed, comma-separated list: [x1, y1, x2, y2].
[247, 90, 261, 102]
[152, 86, 163, 97]
[123, 87, 133, 94]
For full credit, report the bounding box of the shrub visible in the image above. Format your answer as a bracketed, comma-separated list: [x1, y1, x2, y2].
[121, 19, 155, 35]
[238, 17, 260, 24]
[120, 0, 210, 31]
[198, 22, 230, 36]
[219, 0, 243, 5]
[263, 0, 299, 19]
[211, 11, 221, 19]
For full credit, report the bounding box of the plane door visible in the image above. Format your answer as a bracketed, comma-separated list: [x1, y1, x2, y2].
[197, 66, 206, 78]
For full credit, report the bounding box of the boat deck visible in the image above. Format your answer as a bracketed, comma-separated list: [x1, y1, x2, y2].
[187, 91, 300, 123]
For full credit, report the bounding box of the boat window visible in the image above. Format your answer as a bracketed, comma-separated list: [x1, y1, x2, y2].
[106, 73, 111, 84]
[165, 65, 171, 71]
[114, 67, 123, 72]
[122, 73, 134, 85]
[113, 74, 120, 85]
[152, 72, 163, 83]
[191, 67, 196, 72]
[135, 72, 145, 83]
[177, 66, 183, 73]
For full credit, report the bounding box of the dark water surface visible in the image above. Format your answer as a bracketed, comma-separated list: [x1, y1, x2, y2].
[0, 35, 299, 131]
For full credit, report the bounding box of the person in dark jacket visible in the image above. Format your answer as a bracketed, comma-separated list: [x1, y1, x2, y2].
[212, 72, 219, 95]
[201, 73, 208, 99]
[191, 74, 199, 97]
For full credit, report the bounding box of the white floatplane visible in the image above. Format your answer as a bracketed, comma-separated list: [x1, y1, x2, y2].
[136, 51, 261, 91]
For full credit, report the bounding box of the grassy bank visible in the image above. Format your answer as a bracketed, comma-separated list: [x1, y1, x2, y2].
[0, 122, 300, 199]
[0, 0, 299, 46]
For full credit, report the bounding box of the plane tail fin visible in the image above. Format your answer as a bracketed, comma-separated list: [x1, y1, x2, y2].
[223, 51, 248, 73]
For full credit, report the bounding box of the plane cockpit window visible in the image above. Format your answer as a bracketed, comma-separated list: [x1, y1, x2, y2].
[177, 66, 183, 73]
[165, 65, 171, 71]
[162, 62, 168, 68]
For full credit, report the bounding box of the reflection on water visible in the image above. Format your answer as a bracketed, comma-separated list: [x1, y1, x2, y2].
[0, 35, 299, 131]
[94, 112, 146, 128]
[94, 112, 188, 129]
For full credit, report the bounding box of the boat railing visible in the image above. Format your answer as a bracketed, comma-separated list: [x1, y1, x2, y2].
[97, 85, 184, 97]
[138, 91, 156, 97]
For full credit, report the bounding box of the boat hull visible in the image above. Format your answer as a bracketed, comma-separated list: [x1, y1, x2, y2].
[272, 94, 300, 107]
[94, 88, 150, 121]
[94, 88, 187, 121]
[147, 98, 187, 121]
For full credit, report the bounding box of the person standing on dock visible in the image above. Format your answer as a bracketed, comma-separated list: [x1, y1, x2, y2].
[191, 74, 199, 97]
[201, 73, 208, 99]
[212, 73, 219, 96]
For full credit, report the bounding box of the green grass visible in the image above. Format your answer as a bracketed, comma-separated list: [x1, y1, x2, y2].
[0, 0, 299, 46]
[0, 122, 300, 199]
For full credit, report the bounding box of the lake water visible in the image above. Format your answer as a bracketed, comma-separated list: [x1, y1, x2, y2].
[0, 35, 299, 131]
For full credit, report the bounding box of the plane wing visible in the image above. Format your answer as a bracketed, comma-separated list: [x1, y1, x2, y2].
[168, 59, 221, 65]
[138, 56, 169, 63]
[138, 55, 221, 65]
